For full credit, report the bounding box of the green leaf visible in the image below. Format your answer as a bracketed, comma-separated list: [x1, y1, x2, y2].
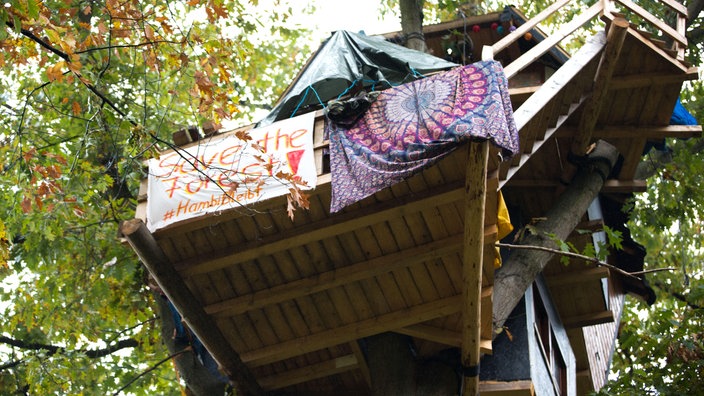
[26, 0, 39, 19]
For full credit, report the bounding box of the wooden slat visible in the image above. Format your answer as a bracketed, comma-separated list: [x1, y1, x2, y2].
[622, 24, 691, 73]
[546, 267, 610, 287]
[176, 182, 466, 276]
[479, 380, 535, 395]
[258, 354, 359, 390]
[205, 235, 463, 316]
[241, 295, 463, 367]
[658, 0, 689, 16]
[503, 2, 603, 79]
[615, 0, 687, 47]
[485, 0, 572, 58]
[609, 69, 699, 89]
[563, 310, 615, 329]
[504, 179, 646, 192]
[558, 124, 702, 139]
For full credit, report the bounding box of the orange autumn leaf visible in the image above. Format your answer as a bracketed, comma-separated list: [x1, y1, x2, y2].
[21, 196, 32, 213]
[144, 24, 155, 41]
[46, 61, 66, 82]
[72, 101, 81, 116]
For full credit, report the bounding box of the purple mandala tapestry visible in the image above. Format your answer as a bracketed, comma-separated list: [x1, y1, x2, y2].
[327, 60, 519, 213]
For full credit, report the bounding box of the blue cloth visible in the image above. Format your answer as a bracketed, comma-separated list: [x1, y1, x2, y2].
[670, 98, 697, 126]
[167, 300, 229, 384]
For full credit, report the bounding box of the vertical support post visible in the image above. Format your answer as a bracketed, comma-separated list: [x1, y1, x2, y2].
[461, 141, 489, 396]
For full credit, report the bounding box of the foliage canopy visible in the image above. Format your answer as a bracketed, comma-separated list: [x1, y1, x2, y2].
[0, 0, 312, 393]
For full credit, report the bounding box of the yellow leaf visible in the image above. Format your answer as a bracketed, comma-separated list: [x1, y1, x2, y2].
[62, 32, 77, 53]
[45, 28, 61, 45]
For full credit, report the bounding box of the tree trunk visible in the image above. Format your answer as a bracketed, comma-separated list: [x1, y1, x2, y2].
[367, 333, 458, 395]
[399, 0, 427, 52]
[367, 333, 417, 396]
[492, 140, 620, 332]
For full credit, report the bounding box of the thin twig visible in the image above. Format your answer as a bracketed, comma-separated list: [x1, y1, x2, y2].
[496, 242, 676, 279]
[112, 348, 191, 396]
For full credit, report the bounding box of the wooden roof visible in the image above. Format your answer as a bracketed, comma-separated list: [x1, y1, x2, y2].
[124, 2, 700, 395]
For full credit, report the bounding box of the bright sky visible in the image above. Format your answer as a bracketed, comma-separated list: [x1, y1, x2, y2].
[313, 0, 401, 36]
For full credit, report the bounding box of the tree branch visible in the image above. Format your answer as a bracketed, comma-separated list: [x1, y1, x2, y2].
[74, 40, 183, 54]
[496, 242, 676, 279]
[0, 358, 24, 371]
[0, 335, 139, 360]
[652, 280, 702, 310]
[4, 21, 69, 61]
[112, 348, 191, 396]
[6, 20, 135, 123]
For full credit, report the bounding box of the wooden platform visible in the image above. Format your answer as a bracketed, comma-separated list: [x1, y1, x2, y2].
[124, 2, 700, 395]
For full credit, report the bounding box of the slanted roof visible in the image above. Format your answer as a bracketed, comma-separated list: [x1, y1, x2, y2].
[258, 30, 458, 126]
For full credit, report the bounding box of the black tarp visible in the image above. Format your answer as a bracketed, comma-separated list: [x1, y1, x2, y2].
[257, 30, 458, 126]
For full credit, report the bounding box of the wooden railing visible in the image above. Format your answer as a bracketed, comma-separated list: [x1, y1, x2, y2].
[482, 0, 690, 76]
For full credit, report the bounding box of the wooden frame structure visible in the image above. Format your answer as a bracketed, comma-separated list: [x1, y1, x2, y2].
[123, 1, 700, 395]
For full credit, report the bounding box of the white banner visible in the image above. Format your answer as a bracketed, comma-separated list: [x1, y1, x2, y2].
[147, 112, 317, 231]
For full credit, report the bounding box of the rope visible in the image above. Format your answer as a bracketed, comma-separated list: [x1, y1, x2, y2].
[290, 84, 326, 118]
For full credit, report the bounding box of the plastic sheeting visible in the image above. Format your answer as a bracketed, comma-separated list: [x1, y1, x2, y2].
[257, 30, 458, 126]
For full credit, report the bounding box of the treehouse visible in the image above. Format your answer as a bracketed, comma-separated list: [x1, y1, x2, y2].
[122, 2, 700, 395]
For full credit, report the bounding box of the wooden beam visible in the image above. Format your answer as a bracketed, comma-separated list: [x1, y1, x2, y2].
[616, 0, 687, 47]
[571, 17, 629, 156]
[486, 0, 572, 57]
[395, 287, 493, 349]
[558, 124, 702, 139]
[563, 310, 614, 329]
[176, 181, 466, 277]
[397, 324, 460, 347]
[396, 324, 493, 355]
[602, 179, 647, 192]
[258, 354, 359, 390]
[503, 2, 603, 79]
[546, 267, 610, 287]
[241, 295, 463, 367]
[620, 21, 692, 73]
[608, 69, 699, 89]
[658, 0, 689, 16]
[120, 219, 263, 396]
[204, 234, 464, 316]
[349, 341, 372, 388]
[504, 178, 646, 192]
[478, 380, 535, 395]
[462, 141, 490, 396]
